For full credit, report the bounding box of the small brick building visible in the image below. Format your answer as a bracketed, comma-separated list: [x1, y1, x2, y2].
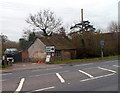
[28, 35, 76, 62]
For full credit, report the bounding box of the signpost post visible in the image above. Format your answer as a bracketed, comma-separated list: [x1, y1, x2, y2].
[100, 40, 104, 58]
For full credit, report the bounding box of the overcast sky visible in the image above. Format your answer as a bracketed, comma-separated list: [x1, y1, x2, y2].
[0, 0, 119, 41]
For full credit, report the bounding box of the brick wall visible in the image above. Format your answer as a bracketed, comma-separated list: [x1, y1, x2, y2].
[51, 49, 76, 61]
[22, 51, 29, 62]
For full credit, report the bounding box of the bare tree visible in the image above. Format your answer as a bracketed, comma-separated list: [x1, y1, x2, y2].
[107, 21, 118, 32]
[26, 9, 62, 36]
[22, 28, 31, 40]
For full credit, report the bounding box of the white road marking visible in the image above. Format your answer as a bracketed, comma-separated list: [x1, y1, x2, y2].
[0, 79, 7, 82]
[32, 67, 62, 72]
[2, 73, 12, 76]
[84, 67, 97, 70]
[15, 78, 25, 93]
[56, 73, 65, 83]
[74, 63, 93, 67]
[60, 70, 69, 73]
[30, 72, 54, 77]
[34, 86, 55, 91]
[113, 65, 120, 67]
[29, 70, 69, 78]
[80, 73, 115, 82]
[98, 67, 116, 73]
[46, 67, 63, 70]
[78, 70, 94, 78]
[31, 69, 43, 72]
[105, 60, 118, 63]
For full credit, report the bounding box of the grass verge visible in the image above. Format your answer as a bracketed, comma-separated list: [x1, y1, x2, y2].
[0, 65, 9, 69]
[47, 55, 119, 64]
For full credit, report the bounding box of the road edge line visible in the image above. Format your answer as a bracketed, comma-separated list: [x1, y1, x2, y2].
[35, 86, 55, 91]
[98, 67, 116, 73]
[80, 73, 115, 82]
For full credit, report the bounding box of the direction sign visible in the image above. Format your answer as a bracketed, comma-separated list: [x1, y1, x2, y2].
[100, 40, 104, 46]
[46, 46, 55, 53]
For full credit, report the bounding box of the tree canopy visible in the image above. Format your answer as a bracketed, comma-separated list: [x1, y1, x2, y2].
[26, 9, 62, 36]
[70, 20, 96, 33]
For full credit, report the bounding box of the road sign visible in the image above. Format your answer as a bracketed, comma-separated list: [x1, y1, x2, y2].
[100, 40, 104, 46]
[46, 46, 55, 53]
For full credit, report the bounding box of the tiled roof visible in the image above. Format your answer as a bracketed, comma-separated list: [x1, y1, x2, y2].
[39, 35, 75, 50]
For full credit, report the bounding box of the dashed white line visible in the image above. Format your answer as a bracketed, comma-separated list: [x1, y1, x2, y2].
[98, 67, 116, 73]
[78, 70, 94, 78]
[74, 63, 93, 67]
[30, 72, 54, 77]
[56, 73, 65, 83]
[34, 86, 55, 91]
[0, 79, 7, 82]
[84, 67, 97, 70]
[2, 73, 12, 76]
[46, 67, 63, 70]
[32, 67, 63, 72]
[29, 70, 69, 78]
[80, 73, 115, 82]
[105, 60, 118, 63]
[31, 69, 44, 72]
[15, 78, 25, 93]
[113, 65, 120, 67]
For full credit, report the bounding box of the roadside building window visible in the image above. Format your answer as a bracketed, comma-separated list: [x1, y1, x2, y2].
[55, 50, 61, 56]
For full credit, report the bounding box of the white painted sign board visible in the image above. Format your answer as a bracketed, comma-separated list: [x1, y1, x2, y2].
[45, 55, 51, 62]
[46, 46, 55, 53]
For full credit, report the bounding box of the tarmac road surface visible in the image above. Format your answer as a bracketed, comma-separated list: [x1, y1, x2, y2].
[1, 59, 119, 92]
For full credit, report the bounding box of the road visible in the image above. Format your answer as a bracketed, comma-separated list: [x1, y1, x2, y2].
[1, 59, 119, 92]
